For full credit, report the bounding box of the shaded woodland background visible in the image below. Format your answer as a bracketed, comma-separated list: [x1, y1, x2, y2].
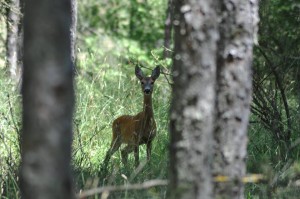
[0, 0, 299, 198]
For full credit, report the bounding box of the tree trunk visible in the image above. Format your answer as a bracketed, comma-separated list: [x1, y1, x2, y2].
[70, 0, 77, 70]
[17, 0, 24, 89]
[129, 0, 136, 38]
[297, 67, 300, 114]
[169, 0, 259, 198]
[5, 0, 21, 81]
[168, 0, 219, 198]
[213, 1, 259, 199]
[20, 0, 74, 198]
[163, 0, 173, 59]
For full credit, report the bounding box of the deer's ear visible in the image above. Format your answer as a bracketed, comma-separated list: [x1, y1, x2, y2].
[135, 66, 144, 80]
[151, 66, 160, 80]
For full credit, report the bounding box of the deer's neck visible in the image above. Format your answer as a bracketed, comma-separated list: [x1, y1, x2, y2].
[143, 94, 154, 118]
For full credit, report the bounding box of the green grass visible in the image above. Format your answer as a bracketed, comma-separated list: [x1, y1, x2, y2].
[1, 18, 299, 199]
[0, 30, 171, 198]
[1, 44, 300, 198]
[0, 69, 21, 199]
[72, 46, 171, 198]
[245, 118, 300, 199]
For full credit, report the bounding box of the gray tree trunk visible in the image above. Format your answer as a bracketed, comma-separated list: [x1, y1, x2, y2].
[169, 0, 259, 199]
[163, 0, 173, 59]
[20, 0, 74, 199]
[70, 0, 77, 69]
[168, 0, 219, 198]
[213, 1, 259, 199]
[5, 0, 21, 81]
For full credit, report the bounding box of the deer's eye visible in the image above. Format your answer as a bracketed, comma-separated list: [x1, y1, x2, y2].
[150, 81, 154, 85]
[141, 82, 144, 85]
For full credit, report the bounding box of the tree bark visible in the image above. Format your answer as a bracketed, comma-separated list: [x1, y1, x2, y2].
[70, 0, 77, 70]
[163, 0, 173, 59]
[168, 0, 219, 198]
[169, 0, 259, 198]
[213, 1, 259, 199]
[20, 0, 74, 198]
[5, 0, 21, 81]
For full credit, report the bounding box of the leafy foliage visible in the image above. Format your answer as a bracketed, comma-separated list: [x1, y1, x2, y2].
[78, 0, 167, 52]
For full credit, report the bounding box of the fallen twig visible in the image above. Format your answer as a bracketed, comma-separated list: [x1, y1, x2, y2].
[77, 179, 168, 198]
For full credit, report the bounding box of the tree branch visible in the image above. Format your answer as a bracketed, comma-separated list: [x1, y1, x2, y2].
[77, 179, 168, 198]
[258, 47, 292, 142]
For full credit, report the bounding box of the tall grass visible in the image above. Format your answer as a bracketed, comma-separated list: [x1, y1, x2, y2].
[245, 119, 300, 199]
[72, 36, 171, 198]
[1, 39, 300, 198]
[1, 17, 299, 199]
[0, 69, 21, 199]
[0, 30, 171, 198]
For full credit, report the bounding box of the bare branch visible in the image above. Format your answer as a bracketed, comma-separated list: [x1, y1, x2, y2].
[258, 47, 292, 142]
[128, 60, 173, 85]
[77, 179, 168, 198]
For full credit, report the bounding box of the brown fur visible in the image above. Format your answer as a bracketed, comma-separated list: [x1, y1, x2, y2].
[103, 66, 160, 167]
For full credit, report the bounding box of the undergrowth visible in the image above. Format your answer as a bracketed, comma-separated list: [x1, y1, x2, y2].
[0, 31, 171, 198]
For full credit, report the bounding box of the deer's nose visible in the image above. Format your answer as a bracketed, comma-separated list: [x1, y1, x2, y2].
[144, 88, 151, 94]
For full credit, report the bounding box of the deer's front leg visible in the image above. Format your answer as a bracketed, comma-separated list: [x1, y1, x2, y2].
[121, 145, 133, 166]
[103, 135, 121, 166]
[146, 141, 152, 161]
[134, 145, 139, 167]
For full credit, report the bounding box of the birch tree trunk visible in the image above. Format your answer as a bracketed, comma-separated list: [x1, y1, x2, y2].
[213, 1, 259, 198]
[169, 0, 259, 198]
[5, 0, 21, 81]
[20, 0, 74, 198]
[168, 0, 219, 198]
[70, 0, 77, 69]
[163, 0, 173, 59]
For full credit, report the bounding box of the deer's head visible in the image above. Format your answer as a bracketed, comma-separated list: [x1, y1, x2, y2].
[135, 66, 160, 95]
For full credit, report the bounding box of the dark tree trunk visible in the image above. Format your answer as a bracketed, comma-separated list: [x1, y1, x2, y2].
[168, 0, 219, 198]
[20, 0, 74, 198]
[129, 0, 136, 38]
[297, 67, 300, 113]
[213, 1, 259, 199]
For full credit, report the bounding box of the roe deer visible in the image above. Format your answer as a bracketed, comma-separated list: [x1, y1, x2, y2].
[103, 65, 160, 167]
